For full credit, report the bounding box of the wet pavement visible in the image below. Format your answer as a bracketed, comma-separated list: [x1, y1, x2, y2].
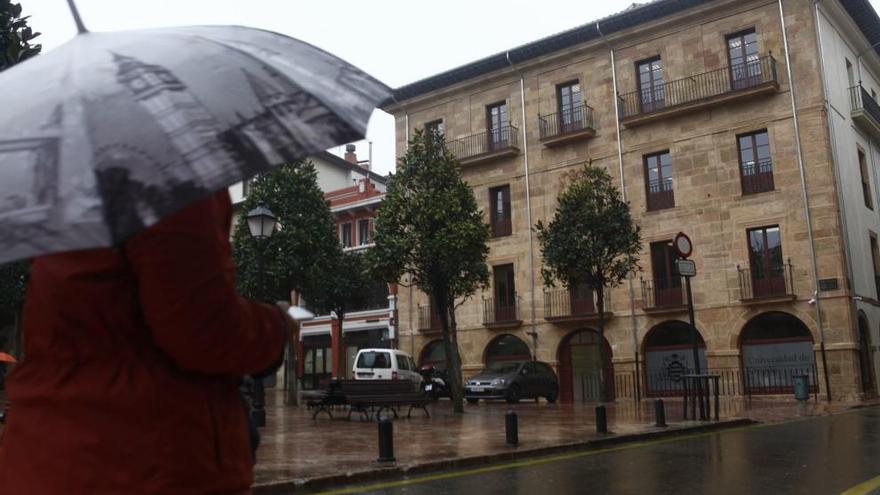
[253, 390, 875, 490]
[330, 406, 880, 495]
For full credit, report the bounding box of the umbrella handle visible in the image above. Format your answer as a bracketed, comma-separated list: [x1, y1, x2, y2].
[66, 0, 89, 34]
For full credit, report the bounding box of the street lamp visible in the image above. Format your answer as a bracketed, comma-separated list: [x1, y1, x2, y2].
[246, 204, 277, 428]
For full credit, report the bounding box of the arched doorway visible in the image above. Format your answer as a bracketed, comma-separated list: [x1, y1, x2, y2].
[483, 334, 531, 370]
[858, 314, 875, 394]
[740, 312, 816, 395]
[558, 329, 613, 403]
[643, 321, 707, 396]
[419, 340, 447, 370]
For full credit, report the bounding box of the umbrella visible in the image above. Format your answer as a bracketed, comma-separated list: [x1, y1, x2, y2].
[0, 352, 16, 364]
[0, 1, 390, 264]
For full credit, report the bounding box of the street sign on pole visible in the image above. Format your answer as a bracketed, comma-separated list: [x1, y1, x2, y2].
[673, 232, 693, 258]
[675, 259, 696, 277]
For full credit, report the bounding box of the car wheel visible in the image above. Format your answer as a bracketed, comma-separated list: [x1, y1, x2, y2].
[466, 398, 479, 404]
[505, 384, 521, 404]
[546, 387, 558, 404]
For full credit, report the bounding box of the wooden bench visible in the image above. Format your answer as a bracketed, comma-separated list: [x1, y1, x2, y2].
[308, 379, 430, 421]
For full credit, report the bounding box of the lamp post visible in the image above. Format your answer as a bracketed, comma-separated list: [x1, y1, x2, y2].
[246, 205, 277, 427]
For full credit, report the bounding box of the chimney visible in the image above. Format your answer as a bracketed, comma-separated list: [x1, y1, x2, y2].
[344, 144, 358, 164]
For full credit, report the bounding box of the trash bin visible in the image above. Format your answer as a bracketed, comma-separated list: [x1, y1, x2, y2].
[793, 374, 810, 401]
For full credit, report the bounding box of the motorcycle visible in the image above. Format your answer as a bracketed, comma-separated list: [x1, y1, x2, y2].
[419, 364, 450, 399]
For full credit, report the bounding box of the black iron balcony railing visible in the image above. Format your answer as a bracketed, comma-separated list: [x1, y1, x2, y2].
[850, 84, 880, 122]
[417, 304, 442, 332]
[741, 159, 774, 195]
[641, 276, 685, 310]
[543, 287, 611, 320]
[538, 103, 595, 140]
[483, 294, 520, 326]
[447, 125, 520, 162]
[646, 178, 675, 211]
[737, 258, 794, 300]
[874, 275, 880, 301]
[491, 217, 512, 238]
[619, 56, 778, 120]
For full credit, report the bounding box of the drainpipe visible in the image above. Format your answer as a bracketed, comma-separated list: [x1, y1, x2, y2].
[781, 0, 831, 401]
[404, 112, 415, 358]
[506, 51, 539, 360]
[598, 21, 641, 402]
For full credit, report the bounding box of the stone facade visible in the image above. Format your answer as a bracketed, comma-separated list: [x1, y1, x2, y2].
[385, 0, 876, 401]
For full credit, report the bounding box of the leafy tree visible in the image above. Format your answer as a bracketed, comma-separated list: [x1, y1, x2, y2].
[0, 0, 40, 355]
[1, 0, 41, 71]
[536, 164, 641, 398]
[372, 129, 490, 413]
[232, 160, 340, 304]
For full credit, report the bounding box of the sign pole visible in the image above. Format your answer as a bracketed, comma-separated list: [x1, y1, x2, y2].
[685, 275, 700, 375]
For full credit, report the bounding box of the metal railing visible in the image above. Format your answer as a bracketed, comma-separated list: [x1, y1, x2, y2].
[538, 103, 595, 140]
[737, 258, 794, 300]
[645, 368, 743, 397]
[482, 294, 520, 325]
[417, 304, 442, 332]
[743, 364, 819, 398]
[850, 84, 880, 124]
[641, 276, 685, 309]
[875, 275, 880, 300]
[447, 125, 519, 162]
[543, 287, 610, 319]
[619, 56, 778, 119]
[741, 159, 774, 195]
[491, 217, 512, 238]
[643, 365, 818, 400]
[646, 178, 674, 211]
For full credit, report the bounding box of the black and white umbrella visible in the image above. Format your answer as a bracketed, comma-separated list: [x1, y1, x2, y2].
[0, 1, 390, 264]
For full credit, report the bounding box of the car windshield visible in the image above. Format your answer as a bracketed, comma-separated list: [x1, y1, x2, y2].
[356, 351, 391, 369]
[484, 361, 522, 374]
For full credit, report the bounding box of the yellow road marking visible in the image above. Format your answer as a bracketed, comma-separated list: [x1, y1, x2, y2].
[841, 475, 880, 495]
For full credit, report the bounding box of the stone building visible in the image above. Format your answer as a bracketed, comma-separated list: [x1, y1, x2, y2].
[382, 0, 880, 402]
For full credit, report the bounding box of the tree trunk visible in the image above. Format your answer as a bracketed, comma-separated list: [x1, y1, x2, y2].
[285, 338, 299, 406]
[336, 310, 346, 379]
[596, 285, 608, 402]
[434, 291, 464, 413]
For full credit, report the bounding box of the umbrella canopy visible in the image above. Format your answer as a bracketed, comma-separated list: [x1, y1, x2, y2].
[0, 25, 390, 264]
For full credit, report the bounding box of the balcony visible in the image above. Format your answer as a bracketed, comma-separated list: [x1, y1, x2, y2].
[447, 126, 520, 165]
[538, 103, 596, 147]
[619, 56, 779, 127]
[543, 287, 612, 323]
[417, 304, 442, 333]
[641, 277, 686, 313]
[646, 178, 675, 211]
[737, 259, 795, 303]
[850, 85, 880, 141]
[482, 295, 522, 328]
[740, 159, 775, 195]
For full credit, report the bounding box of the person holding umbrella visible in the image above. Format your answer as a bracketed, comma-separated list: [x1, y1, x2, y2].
[0, 2, 390, 494]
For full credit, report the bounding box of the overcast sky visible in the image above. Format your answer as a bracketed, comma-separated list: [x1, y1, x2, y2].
[24, 0, 880, 175]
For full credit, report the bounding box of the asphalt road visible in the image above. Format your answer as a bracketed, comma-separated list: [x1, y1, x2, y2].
[318, 406, 880, 495]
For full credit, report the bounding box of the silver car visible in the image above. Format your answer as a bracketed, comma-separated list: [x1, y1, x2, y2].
[465, 361, 559, 404]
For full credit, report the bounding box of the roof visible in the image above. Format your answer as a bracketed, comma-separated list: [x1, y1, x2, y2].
[382, 0, 880, 107]
[315, 151, 388, 185]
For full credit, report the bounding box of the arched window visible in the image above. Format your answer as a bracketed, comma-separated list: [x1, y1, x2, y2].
[643, 321, 706, 396]
[740, 312, 815, 394]
[485, 334, 530, 370]
[419, 340, 447, 370]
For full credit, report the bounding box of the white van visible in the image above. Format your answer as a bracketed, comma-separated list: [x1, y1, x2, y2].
[353, 348, 422, 389]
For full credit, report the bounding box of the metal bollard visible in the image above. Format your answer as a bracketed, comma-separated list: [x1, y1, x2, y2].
[505, 410, 519, 445]
[655, 399, 667, 427]
[252, 377, 266, 428]
[377, 418, 396, 462]
[596, 405, 608, 434]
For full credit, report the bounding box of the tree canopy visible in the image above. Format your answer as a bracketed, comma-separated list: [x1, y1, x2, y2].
[1, 1, 41, 71]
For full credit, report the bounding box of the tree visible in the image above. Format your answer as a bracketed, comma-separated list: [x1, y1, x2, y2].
[535, 163, 641, 399]
[1, 0, 41, 71]
[232, 160, 340, 304]
[0, 0, 40, 356]
[372, 129, 490, 413]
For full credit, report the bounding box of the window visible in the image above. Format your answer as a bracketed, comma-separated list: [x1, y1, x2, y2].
[425, 119, 444, 137]
[358, 218, 372, 245]
[871, 234, 880, 299]
[489, 185, 512, 237]
[649, 240, 683, 307]
[486, 101, 509, 149]
[847, 58, 855, 89]
[340, 222, 352, 248]
[738, 130, 774, 195]
[747, 226, 786, 298]
[396, 354, 410, 371]
[644, 151, 674, 211]
[356, 351, 391, 369]
[859, 148, 873, 209]
[493, 264, 516, 321]
[727, 29, 760, 89]
[557, 81, 582, 132]
[636, 57, 664, 113]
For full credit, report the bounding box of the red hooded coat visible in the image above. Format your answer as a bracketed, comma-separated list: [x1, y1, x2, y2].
[0, 192, 286, 494]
